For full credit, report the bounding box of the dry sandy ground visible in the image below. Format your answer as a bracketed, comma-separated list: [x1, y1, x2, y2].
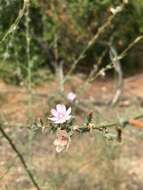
[0, 73, 143, 123]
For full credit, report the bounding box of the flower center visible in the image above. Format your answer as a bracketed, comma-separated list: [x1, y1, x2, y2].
[58, 112, 65, 119]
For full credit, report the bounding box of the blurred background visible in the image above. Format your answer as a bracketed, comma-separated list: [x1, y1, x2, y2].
[0, 0, 143, 190]
[0, 0, 143, 83]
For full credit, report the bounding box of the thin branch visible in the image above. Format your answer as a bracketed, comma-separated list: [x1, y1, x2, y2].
[77, 114, 143, 133]
[118, 35, 143, 60]
[64, 3, 125, 81]
[77, 49, 107, 95]
[110, 46, 123, 106]
[0, 124, 41, 190]
[0, 1, 27, 44]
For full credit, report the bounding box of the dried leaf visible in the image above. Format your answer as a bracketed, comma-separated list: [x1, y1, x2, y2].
[129, 119, 143, 129]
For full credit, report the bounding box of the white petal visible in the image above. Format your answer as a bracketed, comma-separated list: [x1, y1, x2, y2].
[60, 140, 68, 146]
[54, 118, 66, 124]
[66, 107, 71, 115]
[65, 142, 70, 151]
[53, 139, 60, 146]
[65, 115, 72, 121]
[51, 109, 58, 117]
[48, 117, 57, 121]
[67, 92, 76, 101]
[56, 104, 66, 113]
[56, 104, 62, 111]
[54, 138, 68, 146]
[56, 145, 65, 153]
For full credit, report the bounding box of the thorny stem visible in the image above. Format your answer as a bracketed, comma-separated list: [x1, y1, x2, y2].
[0, 124, 41, 190]
[77, 114, 143, 133]
[77, 49, 108, 95]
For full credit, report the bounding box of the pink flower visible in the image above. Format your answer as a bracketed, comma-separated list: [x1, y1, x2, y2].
[49, 104, 72, 124]
[67, 92, 76, 102]
[53, 129, 70, 152]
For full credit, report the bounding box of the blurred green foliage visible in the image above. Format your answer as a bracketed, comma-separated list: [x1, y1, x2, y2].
[0, 0, 143, 84]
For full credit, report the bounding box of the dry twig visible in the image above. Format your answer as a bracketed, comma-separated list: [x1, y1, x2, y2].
[0, 123, 41, 190]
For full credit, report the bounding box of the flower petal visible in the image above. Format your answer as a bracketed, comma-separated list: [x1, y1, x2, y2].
[60, 140, 68, 146]
[53, 139, 60, 146]
[56, 145, 65, 153]
[67, 92, 76, 102]
[54, 118, 66, 124]
[66, 107, 71, 115]
[48, 117, 57, 121]
[51, 109, 58, 117]
[56, 104, 66, 113]
[65, 115, 72, 121]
